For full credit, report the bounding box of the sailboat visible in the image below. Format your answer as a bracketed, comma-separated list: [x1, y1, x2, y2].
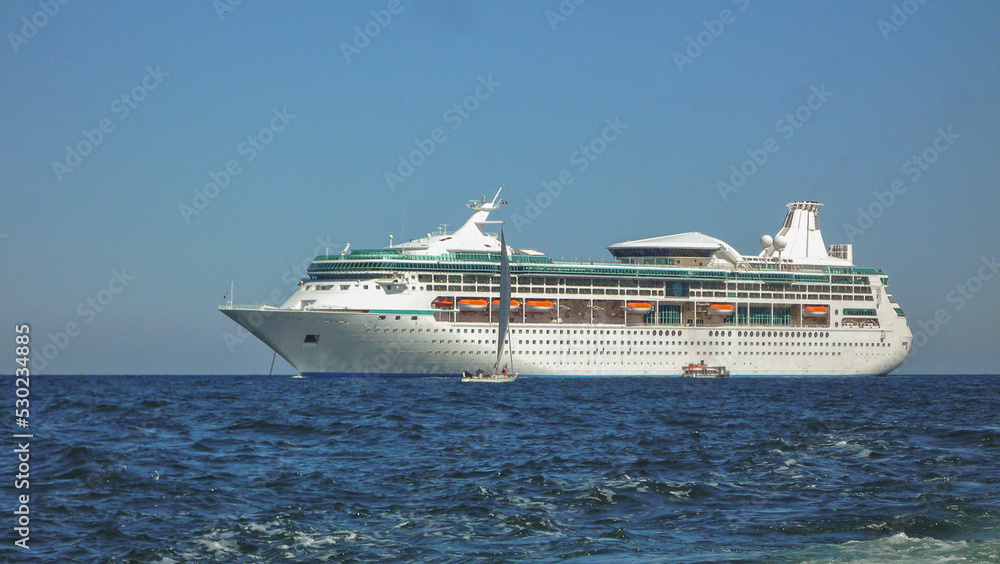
[461, 226, 517, 383]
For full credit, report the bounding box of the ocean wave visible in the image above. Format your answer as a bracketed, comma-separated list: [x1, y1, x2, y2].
[791, 532, 1000, 563]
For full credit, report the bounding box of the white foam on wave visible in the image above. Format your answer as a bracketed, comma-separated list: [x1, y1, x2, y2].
[287, 529, 359, 548]
[833, 434, 895, 463]
[590, 487, 615, 504]
[794, 531, 1000, 563]
[193, 532, 240, 555]
[245, 519, 283, 534]
[839, 532, 969, 563]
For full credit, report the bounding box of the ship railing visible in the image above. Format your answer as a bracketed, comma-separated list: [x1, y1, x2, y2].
[313, 251, 553, 264]
[220, 303, 281, 310]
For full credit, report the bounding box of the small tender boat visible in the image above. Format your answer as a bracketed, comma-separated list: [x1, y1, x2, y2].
[525, 299, 555, 312]
[707, 303, 735, 316]
[682, 363, 730, 378]
[803, 305, 829, 317]
[457, 298, 489, 311]
[626, 301, 653, 313]
[491, 298, 521, 311]
[431, 297, 454, 309]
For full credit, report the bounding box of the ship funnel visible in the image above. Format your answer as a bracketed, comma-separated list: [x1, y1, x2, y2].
[760, 201, 827, 260]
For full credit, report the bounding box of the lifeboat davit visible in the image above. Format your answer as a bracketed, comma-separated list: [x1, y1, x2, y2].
[457, 298, 489, 312]
[525, 299, 555, 312]
[491, 298, 521, 311]
[626, 301, 653, 314]
[707, 303, 735, 316]
[431, 297, 454, 309]
[803, 305, 829, 317]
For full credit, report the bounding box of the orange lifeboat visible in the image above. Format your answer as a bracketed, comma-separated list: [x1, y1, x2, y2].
[457, 298, 489, 312]
[491, 298, 521, 311]
[525, 299, 555, 312]
[431, 297, 454, 309]
[626, 301, 653, 313]
[707, 303, 735, 316]
[803, 305, 829, 317]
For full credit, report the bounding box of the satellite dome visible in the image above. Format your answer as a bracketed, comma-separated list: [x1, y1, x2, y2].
[760, 234, 773, 249]
[773, 235, 788, 251]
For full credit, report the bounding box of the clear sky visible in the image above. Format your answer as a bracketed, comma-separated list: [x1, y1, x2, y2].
[3, 1, 998, 375]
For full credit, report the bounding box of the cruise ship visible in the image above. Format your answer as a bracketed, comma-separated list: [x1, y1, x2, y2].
[220, 190, 911, 377]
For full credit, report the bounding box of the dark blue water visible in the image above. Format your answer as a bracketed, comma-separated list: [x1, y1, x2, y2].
[6, 374, 1000, 563]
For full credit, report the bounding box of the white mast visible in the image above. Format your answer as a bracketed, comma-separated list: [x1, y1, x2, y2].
[495, 226, 511, 372]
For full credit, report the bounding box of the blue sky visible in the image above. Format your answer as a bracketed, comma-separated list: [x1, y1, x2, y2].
[2, 1, 998, 375]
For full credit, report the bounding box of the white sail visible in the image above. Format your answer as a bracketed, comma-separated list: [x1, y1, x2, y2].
[495, 227, 510, 371]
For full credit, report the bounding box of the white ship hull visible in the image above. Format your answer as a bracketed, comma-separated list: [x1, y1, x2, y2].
[221, 306, 910, 377]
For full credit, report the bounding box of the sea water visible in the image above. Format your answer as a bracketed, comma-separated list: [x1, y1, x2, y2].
[9, 374, 999, 562]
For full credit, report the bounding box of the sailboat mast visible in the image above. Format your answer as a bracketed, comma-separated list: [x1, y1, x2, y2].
[496, 227, 510, 371]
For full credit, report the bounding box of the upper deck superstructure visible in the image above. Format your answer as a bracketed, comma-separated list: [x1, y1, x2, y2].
[221, 190, 911, 377]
